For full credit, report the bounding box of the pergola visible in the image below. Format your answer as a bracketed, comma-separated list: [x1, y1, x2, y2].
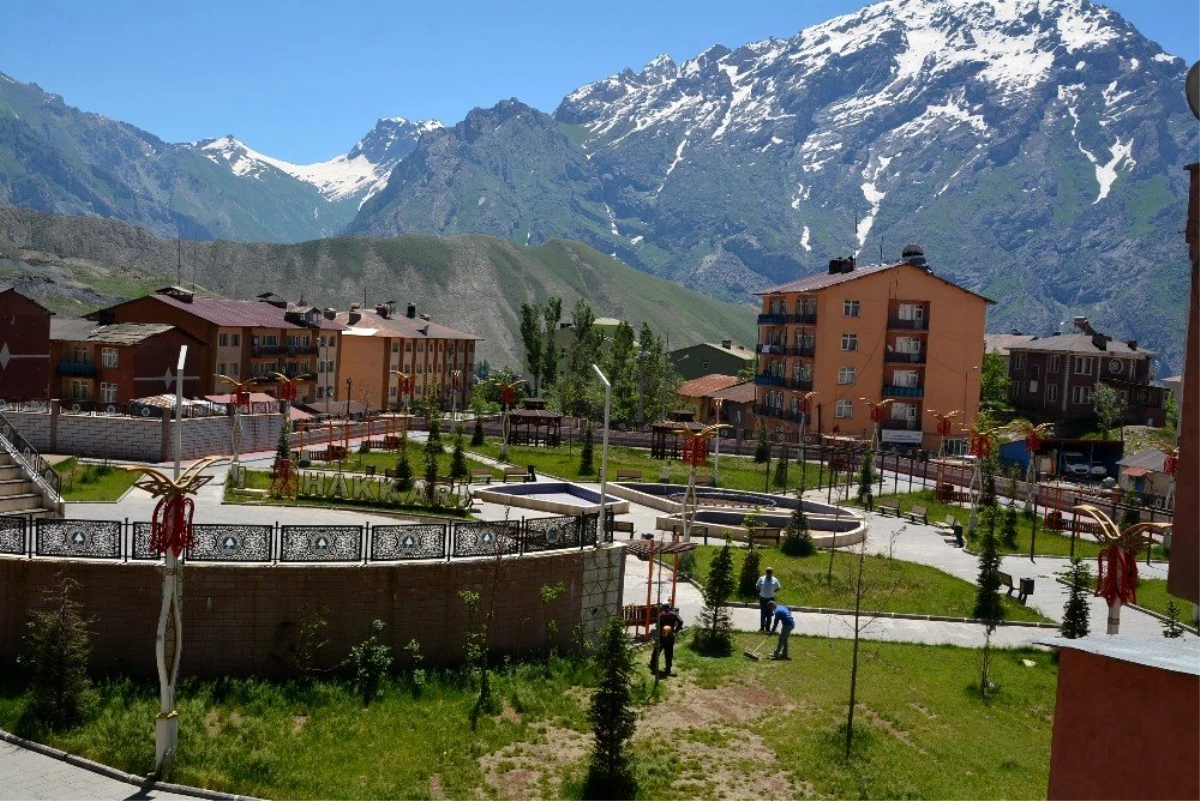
[506, 399, 563, 446]
[650, 410, 705, 459]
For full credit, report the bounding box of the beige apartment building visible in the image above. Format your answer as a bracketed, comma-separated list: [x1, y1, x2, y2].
[752, 246, 991, 451]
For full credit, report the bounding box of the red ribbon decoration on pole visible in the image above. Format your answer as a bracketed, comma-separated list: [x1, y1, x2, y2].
[1095, 545, 1138, 607]
[279, 383, 297, 402]
[937, 418, 951, 436]
[1164, 453, 1179, 477]
[234, 389, 250, 407]
[501, 386, 516, 406]
[970, 434, 991, 458]
[1025, 432, 1042, 453]
[149, 494, 196, 557]
[870, 407, 882, 423]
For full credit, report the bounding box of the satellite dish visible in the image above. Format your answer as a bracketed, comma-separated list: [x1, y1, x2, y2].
[1188, 61, 1200, 121]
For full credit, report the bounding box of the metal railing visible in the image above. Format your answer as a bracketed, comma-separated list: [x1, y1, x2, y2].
[56, 361, 96, 376]
[885, 352, 926, 364]
[0, 513, 608, 562]
[887, 318, 928, 331]
[882, 385, 924, 398]
[756, 314, 787, 325]
[0, 409, 62, 496]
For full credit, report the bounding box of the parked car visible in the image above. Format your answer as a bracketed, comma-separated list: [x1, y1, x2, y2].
[1089, 461, 1108, 479]
[1062, 452, 1091, 479]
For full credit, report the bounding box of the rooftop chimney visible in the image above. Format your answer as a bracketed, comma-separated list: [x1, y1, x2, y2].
[348, 311, 362, 325]
[350, 302, 361, 311]
[419, 313, 431, 321]
[1126, 340, 1137, 351]
[406, 304, 416, 319]
[323, 308, 336, 320]
[901, 243, 927, 268]
[721, 339, 733, 349]
[375, 303, 390, 319]
[828, 257, 855, 275]
[1092, 333, 1107, 351]
[1072, 315, 1092, 335]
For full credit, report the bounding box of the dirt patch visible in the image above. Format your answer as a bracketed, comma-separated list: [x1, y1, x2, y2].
[292, 715, 307, 734]
[203, 710, 221, 737]
[666, 731, 814, 800]
[429, 773, 446, 800]
[480, 726, 591, 800]
[856, 705, 926, 754]
[908, 702, 937, 720]
[639, 675, 794, 735]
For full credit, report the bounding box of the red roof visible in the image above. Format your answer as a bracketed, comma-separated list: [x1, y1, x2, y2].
[336, 308, 481, 341]
[709, 381, 756, 404]
[756, 261, 994, 303]
[676, 374, 740, 398]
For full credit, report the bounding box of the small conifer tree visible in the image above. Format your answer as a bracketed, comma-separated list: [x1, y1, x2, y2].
[579, 425, 595, 476]
[583, 618, 638, 800]
[471, 414, 485, 447]
[1001, 505, 1019, 549]
[772, 450, 788, 487]
[21, 576, 94, 727]
[856, 450, 875, 503]
[395, 442, 414, 492]
[692, 538, 735, 656]
[974, 507, 1004, 697]
[782, 494, 815, 557]
[738, 543, 762, 598]
[754, 426, 770, 463]
[424, 435, 440, 505]
[428, 417, 444, 453]
[275, 419, 291, 463]
[1162, 600, 1187, 638]
[1060, 557, 1092, 640]
[450, 427, 469, 482]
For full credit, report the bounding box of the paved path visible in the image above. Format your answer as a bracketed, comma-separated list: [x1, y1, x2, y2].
[0, 738, 198, 801]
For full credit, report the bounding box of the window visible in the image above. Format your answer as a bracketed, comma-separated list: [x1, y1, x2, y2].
[391, 341, 400, 352]
[1136, 390, 1149, 404]
[835, 400, 854, 418]
[416, 364, 423, 373]
[405, 342, 412, 352]
[389, 386, 397, 397]
[1031, 365, 1040, 380]
[895, 337, 921, 355]
[843, 300, 860, 317]
[232, 334, 240, 346]
[897, 303, 925, 324]
[98, 347, 119, 368]
[841, 333, 859, 351]
[1048, 355, 1060, 373]
[317, 386, 324, 399]
[838, 367, 856, 385]
[217, 363, 227, 375]
[1107, 358, 1123, 375]
[218, 333, 228, 347]
[894, 370, 918, 388]
[72, 346, 91, 365]
[70, 379, 90, 400]
[264, 335, 278, 347]
[100, 382, 117, 403]
[1074, 357, 1094, 375]
[228, 363, 239, 377]
[418, 343, 425, 353]
[1047, 384, 1059, 402]
[1072, 385, 1092, 405]
[1013, 352, 1026, 370]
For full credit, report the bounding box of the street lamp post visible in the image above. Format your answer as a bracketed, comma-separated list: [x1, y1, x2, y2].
[451, 369, 462, 423]
[592, 364, 612, 543]
[712, 398, 724, 485]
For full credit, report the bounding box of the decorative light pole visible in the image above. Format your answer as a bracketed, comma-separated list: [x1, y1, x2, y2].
[451, 369, 462, 423]
[214, 374, 252, 488]
[1016, 421, 1052, 512]
[592, 365, 612, 542]
[497, 378, 521, 463]
[926, 408, 961, 458]
[712, 397, 725, 486]
[270, 372, 300, 498]
[1073, 504, 1170, 634]
[965, 417, 1005, 537]
[860, 397, 894, 452]
[673, 423, 730, 542]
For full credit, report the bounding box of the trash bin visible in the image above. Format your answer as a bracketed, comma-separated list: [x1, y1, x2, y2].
[526, 464, 537, 482]
[952, 523, 964, 547]
[1019, 577, 1035, 600]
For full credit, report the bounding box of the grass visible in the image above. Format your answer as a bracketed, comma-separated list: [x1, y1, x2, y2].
[297, 442, 501, 481]
[687, 544, 1050, 623]
[0, 635, 1059, 800]
[55, 458, 139, 502]
[468, 438, 819, 494]
[1134, 578, 1196, 626]
[227, 469, 473, 518]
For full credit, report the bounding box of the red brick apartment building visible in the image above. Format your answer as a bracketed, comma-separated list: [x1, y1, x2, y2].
[0, 287, 52, 401]
[49, 320, 205, 404]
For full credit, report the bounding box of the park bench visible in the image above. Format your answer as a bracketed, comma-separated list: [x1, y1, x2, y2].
[470, 469, 493, 484]
[693, 474, 715, 486]
[937, 514, 957, 531]
[877, 498, 900, 516]
[502, 467, 528, 483]
[616, 469, 643, 481]
[904, 505, 928, 525]
[748, 527, 782, 547]
[998, 571, 1034, 604]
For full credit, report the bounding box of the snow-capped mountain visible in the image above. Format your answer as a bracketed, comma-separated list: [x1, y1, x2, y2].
[193, 117, 442, 203]
[351, 0, 1196, 371]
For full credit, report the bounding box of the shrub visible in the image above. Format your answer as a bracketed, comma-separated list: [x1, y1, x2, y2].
[471, 415, 485, 446]
[450, 428, 469, 482]
[579, 426, 595, 476]
[1162, 601, 1187, 639]
[782, 497, 815, 556]
[1001, 505, 1019, 549]
[403, 639, 427, 695]
[20, 576, 94, 727]
[738, 543, 761, 598]
[1060, 557, 1091, 640]
[289, 602, 330, 677]
[348, 620, 392, 707]
[358, 439, 371, 454]
[395, 445, 414, 492]
[583, 618, 637, 800]
[691, 539, 735, 656]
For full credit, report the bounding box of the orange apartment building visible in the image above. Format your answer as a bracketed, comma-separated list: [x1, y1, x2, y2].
[335, 303, 480, 412]
[90, 287, 346, 405]
[753, 246, 991, 451]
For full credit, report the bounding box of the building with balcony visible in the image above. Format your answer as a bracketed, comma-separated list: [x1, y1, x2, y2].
[88, 287, 346, 405]
[49, 320, 205, 404]
[335, 303, 480, 413]
[752, 245, 991, 450]
[1005, 317, 1166, 427]
[0, 286, 52, 401]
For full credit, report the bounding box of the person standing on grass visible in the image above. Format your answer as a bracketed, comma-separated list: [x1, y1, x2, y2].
[649, 602, 683, 676]
[768, 600, 795, 660]
[756, 567, 781, 632]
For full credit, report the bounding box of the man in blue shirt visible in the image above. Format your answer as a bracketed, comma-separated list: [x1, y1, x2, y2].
[768, 600, 795, 660]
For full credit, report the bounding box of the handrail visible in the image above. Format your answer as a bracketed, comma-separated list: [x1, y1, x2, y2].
[0, 408, 63, 500]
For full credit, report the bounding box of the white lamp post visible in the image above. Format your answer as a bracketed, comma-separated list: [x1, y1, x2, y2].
[712, 398, 724, 485]
[592, 364, 612, 542]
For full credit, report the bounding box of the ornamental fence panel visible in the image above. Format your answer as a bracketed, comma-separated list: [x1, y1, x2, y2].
[35, 519, 122, 559]
[0, 516, 25, 555]
[188, 524, 275, 563]
[279, 525, 364, 563]
[370, 523, 448, 561]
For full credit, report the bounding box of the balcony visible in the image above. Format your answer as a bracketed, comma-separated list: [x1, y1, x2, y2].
[880, 419, 921, 431]
[252, 344, 319, 357]
[882, 385, 924, 399]
[755, 343, 788, 355]
[885, 352, 926, 364]
[788, 377, 813, 391]
[887, 318, 929, 331]
[57, 361, 95, 377]
[757, 313, 787, 325]
[752, 405, 808, 423]
[754, 374, 785, 387]
[787, 313, 817, 325]
[789, 346, 815, 358]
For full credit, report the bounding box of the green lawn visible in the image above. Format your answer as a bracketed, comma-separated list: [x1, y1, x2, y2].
[298, 443, 501, 481]
[0, 635, 1059, 800]
[846, 489, 1168, 560]
[1135, 578, 1197, 626]
[688, 544, 1051, 623]
[55, 458, 139, 502]
[468, 438, 821, 494]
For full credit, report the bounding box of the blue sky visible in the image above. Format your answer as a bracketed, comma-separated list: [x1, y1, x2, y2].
[1, 0, 1196, 163]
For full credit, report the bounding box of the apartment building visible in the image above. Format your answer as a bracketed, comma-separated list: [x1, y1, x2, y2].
[49, 320, 205, 404]
[1005, 317, 1166, 427]
[335, 303, 480, 412]
[89, 287, 345, 404]
[752, 246, 991, 451]
[0, 286, 52, 401]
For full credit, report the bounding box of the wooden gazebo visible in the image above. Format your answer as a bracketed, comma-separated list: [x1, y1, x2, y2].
[507, 398, 563, 446]
[650, 409, 706, 459]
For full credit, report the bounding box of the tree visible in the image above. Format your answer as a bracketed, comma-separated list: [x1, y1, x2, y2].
[606, 321, 638, 426]
[471, 413, 485, 447]
[450, 427, 469, 483]
[738, 542, 762, 598]
[980, 349, 1009, 411]
[1119, 490, 1141, 531]
[1162, 601, 1187, 638]
[519, 301, 544, 395]
[974, 507, 1005, 698]
[348, 620, 392, 708]
[427, 417, 444, 453]
[394, 440, 414, 492]
[1001, 505, 1019, 549]
[979, 453, 998, 509]
[1165, 391, 1179, 431]
[424, 436, 440, 505]
[583, 618, 638, 800]
[21, 576, 93, 727]
[856, 451, 875, 503]
[1060, 558, 1092, 640]
[782, 492, 815, 556]
[1092, 382, 1127, 438]
[691, 538, 735, 656]
[579, 425, 595, 475]
[736, 360, 756, 383]
[275, 418, 291, 463]
[754, 426, 770, 464]
[540, 297, 563, 391]
[772, 447, 789, 488]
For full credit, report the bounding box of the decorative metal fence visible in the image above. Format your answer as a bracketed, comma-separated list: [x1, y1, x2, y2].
[2, 513, 609, 563]
[0, 408, 62, 496]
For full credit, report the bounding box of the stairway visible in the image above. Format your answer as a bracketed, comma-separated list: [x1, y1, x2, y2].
[0, 452, 58, 520]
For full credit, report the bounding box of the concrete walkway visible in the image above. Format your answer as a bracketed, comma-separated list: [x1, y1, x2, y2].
[0, 737, 204, 801]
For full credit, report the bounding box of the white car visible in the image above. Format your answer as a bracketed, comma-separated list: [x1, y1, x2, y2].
[1062, 452, 1091, 479]
[1089, 461, 1108, 479]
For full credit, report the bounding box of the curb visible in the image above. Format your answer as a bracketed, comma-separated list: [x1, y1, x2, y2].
[0, 728, 261, 800]
[1052, 576, 1200, 635]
